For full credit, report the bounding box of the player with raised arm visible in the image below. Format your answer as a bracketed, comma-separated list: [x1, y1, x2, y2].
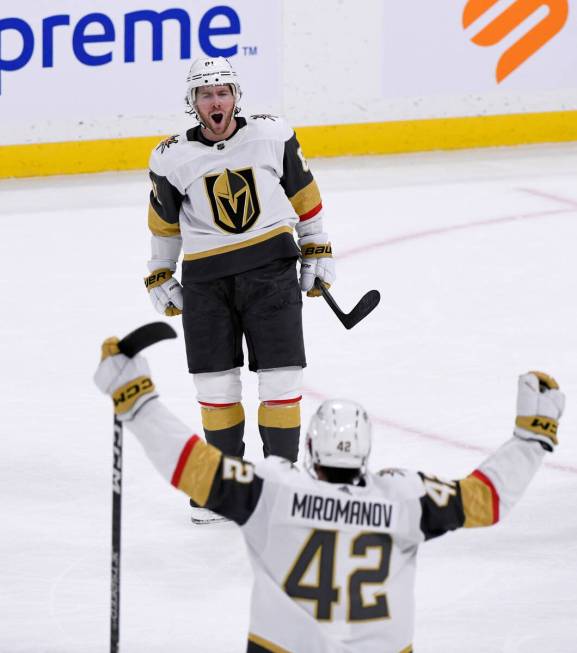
[95, 340, 564, 653]
[142, 58, 335, 518]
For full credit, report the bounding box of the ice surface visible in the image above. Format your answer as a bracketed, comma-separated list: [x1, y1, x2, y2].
[1, 143, 576, 652]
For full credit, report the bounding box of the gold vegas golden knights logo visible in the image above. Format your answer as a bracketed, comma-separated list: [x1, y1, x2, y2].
[204, 167, 261, 234]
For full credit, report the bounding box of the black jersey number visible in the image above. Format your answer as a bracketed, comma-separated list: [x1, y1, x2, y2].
[283, 530, 392, 622]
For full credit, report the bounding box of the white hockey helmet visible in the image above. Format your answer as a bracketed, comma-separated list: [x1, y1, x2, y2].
[306, 399, 372, 473]
[185, 56, 242, 114]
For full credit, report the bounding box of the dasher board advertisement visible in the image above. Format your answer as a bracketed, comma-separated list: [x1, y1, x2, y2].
[383, 1, 576, 108]
[0, 0, 282, 144]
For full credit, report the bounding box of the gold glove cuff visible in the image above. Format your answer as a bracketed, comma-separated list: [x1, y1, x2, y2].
[515, 415, 558, 444]
[144, 268, 173, 291]
[301, 243, 333, 258]
[112, 376, 156, 414]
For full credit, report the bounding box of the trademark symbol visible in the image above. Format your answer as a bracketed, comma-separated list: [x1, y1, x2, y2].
[242, 46, 258, 56]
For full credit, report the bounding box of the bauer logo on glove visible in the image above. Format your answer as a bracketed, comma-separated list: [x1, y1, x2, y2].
[144, 269, 171, 289]
[301, 243, 332, 258]
[144, 268, 184, 316]
[298, 232, 336, 297]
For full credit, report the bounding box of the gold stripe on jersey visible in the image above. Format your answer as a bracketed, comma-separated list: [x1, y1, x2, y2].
[258, 403, 300, 429]
[248, 633, 292, 653]
[202, 403, 245, 431]
[288, 179, 321, 218]
[183, 225, 293, 261]
[459, 474, 495, 527]
[399, 646, 413, 653]
[148, 203, 181, 237]
[176, 439, 222, 506]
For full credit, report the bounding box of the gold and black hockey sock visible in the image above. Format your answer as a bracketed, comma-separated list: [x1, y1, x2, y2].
[258, 401, 300, 462]
[201, 402, 245, 457]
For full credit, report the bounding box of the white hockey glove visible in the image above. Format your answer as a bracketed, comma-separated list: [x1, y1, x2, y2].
[514, 371, 564, 452]
[93, 337, 158, 421]
[144, 269, 183, 317]
[299, 233, 336, 297]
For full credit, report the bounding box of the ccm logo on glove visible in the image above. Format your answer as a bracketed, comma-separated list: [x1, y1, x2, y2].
[113, 376, 155, 413]
[515, 416, 558, 439]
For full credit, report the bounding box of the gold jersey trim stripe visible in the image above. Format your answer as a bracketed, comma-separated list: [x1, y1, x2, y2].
[201, 403, 245, 431]
[399, 646, 413, 653]
[459, 474, 495, 528]
[176, 439, 222, 506]
[183, 226, 293, 261]
[148, 203, 181, 237]
[288, 179, 322, 217]
[258, 403, 301, 429]
[248, 633, 293, 653]
[3, 112, 577, 178]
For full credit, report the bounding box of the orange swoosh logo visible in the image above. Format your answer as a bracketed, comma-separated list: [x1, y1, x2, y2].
[463, 0, 568, 82]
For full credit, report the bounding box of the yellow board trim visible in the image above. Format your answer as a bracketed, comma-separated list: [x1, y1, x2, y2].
[183, 226, 292, 261]
[459, 475, 494, 528]
[248, 633, 292, 653]
[2, 111, 577, 178]
[201, 404, 245, 431]
[258, 403, 301, 429]
[177, 440, 222, 506]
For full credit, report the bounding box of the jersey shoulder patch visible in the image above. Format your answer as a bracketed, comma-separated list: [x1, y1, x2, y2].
[155, 134, 180, 154]
[247, 113, 293, 142]
[371, 468, 424, 500]
[149, 131, 191, 177]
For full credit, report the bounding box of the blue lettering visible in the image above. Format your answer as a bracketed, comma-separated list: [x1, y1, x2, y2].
[42, 15, 70, 68]
[72, 13, 115, 66]
[124, 9, 191, 63]
[0, 18, 34, 94]
[0, 6, 244, 95]
[198, 6, 240, 58]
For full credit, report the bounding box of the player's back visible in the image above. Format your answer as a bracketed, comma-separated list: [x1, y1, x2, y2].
[241, 458, 422, 653]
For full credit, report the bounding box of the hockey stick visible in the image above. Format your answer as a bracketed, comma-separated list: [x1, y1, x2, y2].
[314, 278, 380, 330]
[110, 321, 177, 653]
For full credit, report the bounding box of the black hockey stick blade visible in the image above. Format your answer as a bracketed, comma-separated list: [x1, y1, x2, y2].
[315, 278, 380, 330]
[117, 321, 177, 359]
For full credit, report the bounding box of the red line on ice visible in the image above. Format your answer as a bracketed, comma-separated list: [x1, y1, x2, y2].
[304, 201, 577, 476]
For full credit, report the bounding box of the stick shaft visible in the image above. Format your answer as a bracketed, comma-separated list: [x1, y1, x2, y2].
[110, 416, 123, 653]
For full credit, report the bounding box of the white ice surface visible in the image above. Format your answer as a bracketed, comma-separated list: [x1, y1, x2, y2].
[1, 143, 577, 652]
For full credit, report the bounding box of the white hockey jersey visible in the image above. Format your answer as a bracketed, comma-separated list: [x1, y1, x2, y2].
[147, 115, 323, 282]
[125, 398, 546, 653]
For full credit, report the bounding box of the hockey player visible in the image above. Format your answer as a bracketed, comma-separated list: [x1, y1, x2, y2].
[143, 56, 335, 475]
[94, 338, 565, 653]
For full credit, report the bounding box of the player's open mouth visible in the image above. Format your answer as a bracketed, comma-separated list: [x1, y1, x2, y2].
[211, 113, 224, 125]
